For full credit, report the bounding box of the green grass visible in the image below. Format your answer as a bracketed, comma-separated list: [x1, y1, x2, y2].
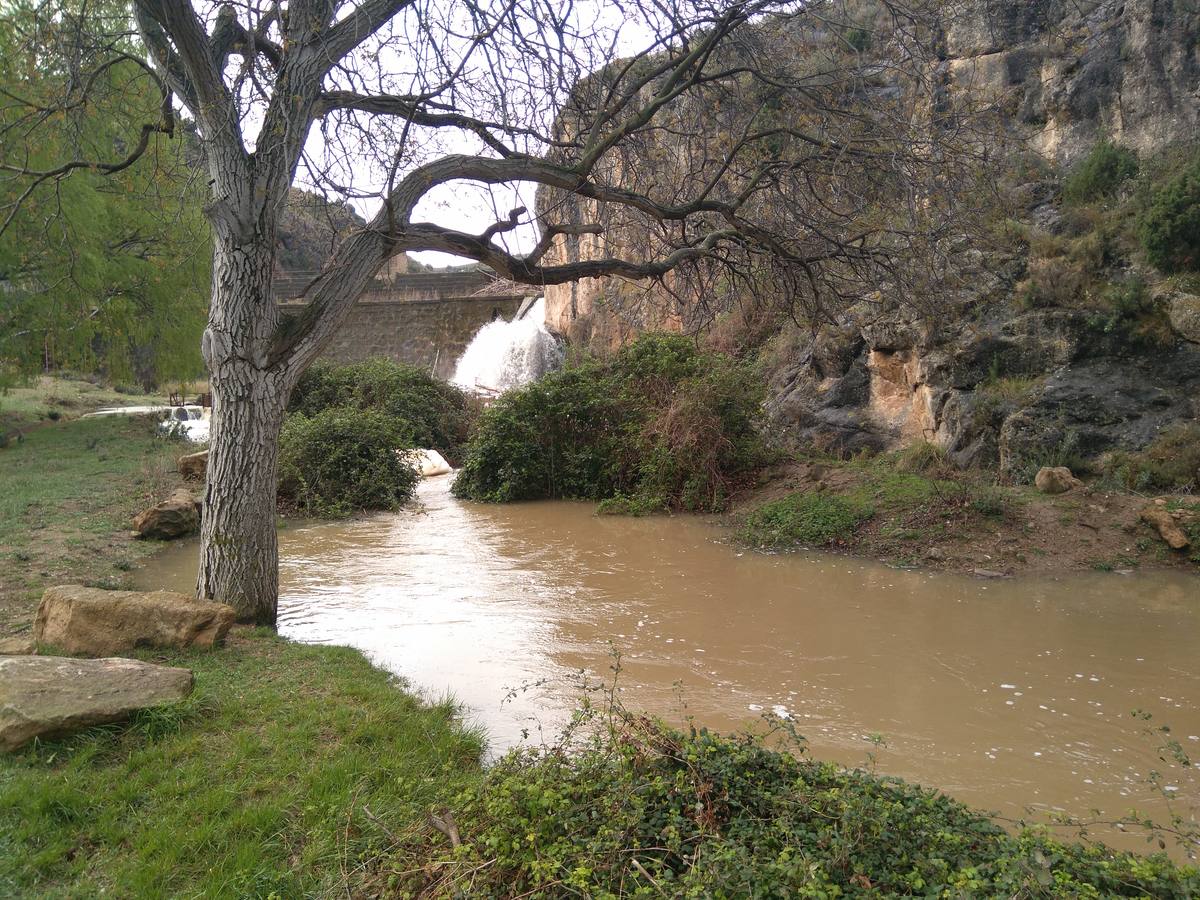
[739, 491, 874, 547]
[0, 630, 485, 898]
[0, 415, 186, 630]
[0, 376, 175, 432]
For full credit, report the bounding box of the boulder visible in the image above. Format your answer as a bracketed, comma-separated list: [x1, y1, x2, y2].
[1168, 292, 1200, 344]
[402, 448, 453, 477]
[133, 488, 200, 539]
[0, 636, 36, 656]
[35, 585, 235, 656]
[178, 449, 209, 480]
[0, 656, 193, 751]
[1034, 466, 1082, 494]
[1139, 506, 1191, 551]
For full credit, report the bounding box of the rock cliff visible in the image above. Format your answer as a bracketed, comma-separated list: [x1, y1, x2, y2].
[540, 0, 1200, 476]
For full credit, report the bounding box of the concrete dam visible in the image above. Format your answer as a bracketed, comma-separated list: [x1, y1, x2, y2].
[274, 269, 538, 380]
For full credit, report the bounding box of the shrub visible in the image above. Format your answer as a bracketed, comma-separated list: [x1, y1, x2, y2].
[970, 485, 1011, 518]
[1102, 423, 1200, 492]
[288, 358, 476, 463]
[739, 491, 873, 548]
[391, 712, 1198, 898]
[1016, 256, 1085, 309]
[1138, 152, 1200, 273]
[453, 334, 766, 511]
[278, 407, 418, 517]
[1089, 276, 1176, 347]
[1063, 140, 1138, 205]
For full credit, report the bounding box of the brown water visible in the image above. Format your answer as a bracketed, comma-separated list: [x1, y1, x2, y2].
[137, 477, 1200, 853]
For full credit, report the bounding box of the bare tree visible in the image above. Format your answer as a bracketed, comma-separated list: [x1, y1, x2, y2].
[1, 0, 990, 625]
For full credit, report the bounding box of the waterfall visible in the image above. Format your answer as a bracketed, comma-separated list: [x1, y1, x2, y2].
[451, 297, 563, 394]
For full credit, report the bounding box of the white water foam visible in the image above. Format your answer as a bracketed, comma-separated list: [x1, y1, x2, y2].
[451, 297, 563, 394]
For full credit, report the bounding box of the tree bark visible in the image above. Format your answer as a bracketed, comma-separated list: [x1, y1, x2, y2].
[196, 232, 291, 626]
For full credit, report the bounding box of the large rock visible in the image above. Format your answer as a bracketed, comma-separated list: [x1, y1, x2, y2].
[133, 488, 200, 539]
[1140, 506, 1191, 551]
[0, 636, 36, 656]
[1168, 292, 1200, 344]
[178, 449, 209, 480]
[1035, 466, 1082, 494]
[0, 656, 193, 751]
[35, 585, 235, 656]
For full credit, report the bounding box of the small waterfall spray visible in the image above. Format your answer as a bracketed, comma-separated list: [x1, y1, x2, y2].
[452, 297, 563, 394]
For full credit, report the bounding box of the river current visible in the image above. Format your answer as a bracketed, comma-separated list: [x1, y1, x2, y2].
[136, 475, 1200, 854]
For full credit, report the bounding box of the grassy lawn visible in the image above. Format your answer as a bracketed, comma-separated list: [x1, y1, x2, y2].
[0, 630, 484, 898]
[0, 376, 487, 898]
[0, 415, 189, 633]
[0, 375, 182, 433]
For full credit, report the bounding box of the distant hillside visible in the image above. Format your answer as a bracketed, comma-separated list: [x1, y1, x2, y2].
[276, 189, 366, 273]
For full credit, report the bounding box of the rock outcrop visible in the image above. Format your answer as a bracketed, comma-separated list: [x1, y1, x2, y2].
[133, 488, 201, 539]
[34, 585, 235, 656]
[765, 300, 1200, 479]
[0, 656, 193, 751]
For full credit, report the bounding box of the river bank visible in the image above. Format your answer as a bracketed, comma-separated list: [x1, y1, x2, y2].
[732, 452, 1200, 578]
[2, 388, 1198, 895]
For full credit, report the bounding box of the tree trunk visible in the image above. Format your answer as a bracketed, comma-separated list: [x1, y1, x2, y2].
[196, 233, 291, 626]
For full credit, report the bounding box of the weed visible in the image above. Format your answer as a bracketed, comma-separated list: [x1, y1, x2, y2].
[739, 491, 873, 548]
[893, 440, 948, 475]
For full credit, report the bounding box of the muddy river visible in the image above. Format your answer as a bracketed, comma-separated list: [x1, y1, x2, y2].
[137, 476, 1199, 853]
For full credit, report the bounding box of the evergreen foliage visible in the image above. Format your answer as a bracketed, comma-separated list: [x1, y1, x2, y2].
[452, 334, 766, 511]
[1063, 141, 1138, 205]
[1138, 151, 1200, 273]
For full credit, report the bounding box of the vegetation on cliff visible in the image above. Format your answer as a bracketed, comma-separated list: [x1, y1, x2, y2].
[452, 334, 766, 512]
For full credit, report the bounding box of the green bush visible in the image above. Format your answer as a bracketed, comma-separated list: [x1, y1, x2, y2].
[278, 407, 418, 517]
[289, 358, 476, 463]
[739, 491, 873, 547]
[1139, 152, 1200, 273]
[1063, 140, 1138, 205]
[452, 334, 766, 511]
[1102, 423, 1200, 492]
[392, 713, 1198, 898]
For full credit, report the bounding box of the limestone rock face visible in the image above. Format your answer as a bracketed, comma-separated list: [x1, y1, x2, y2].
[944, 0, 1200, 165]
[1034, 466, 1082, 494]
[0, 656, 193, 751]
[178, 449, 210, 480]
[767, 299, 1200, 478]
[35, 585, 235, 657]
[133, 488, 200, 539]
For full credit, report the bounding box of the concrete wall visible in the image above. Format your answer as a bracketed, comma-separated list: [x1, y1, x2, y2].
[278, 295, 525, 379]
